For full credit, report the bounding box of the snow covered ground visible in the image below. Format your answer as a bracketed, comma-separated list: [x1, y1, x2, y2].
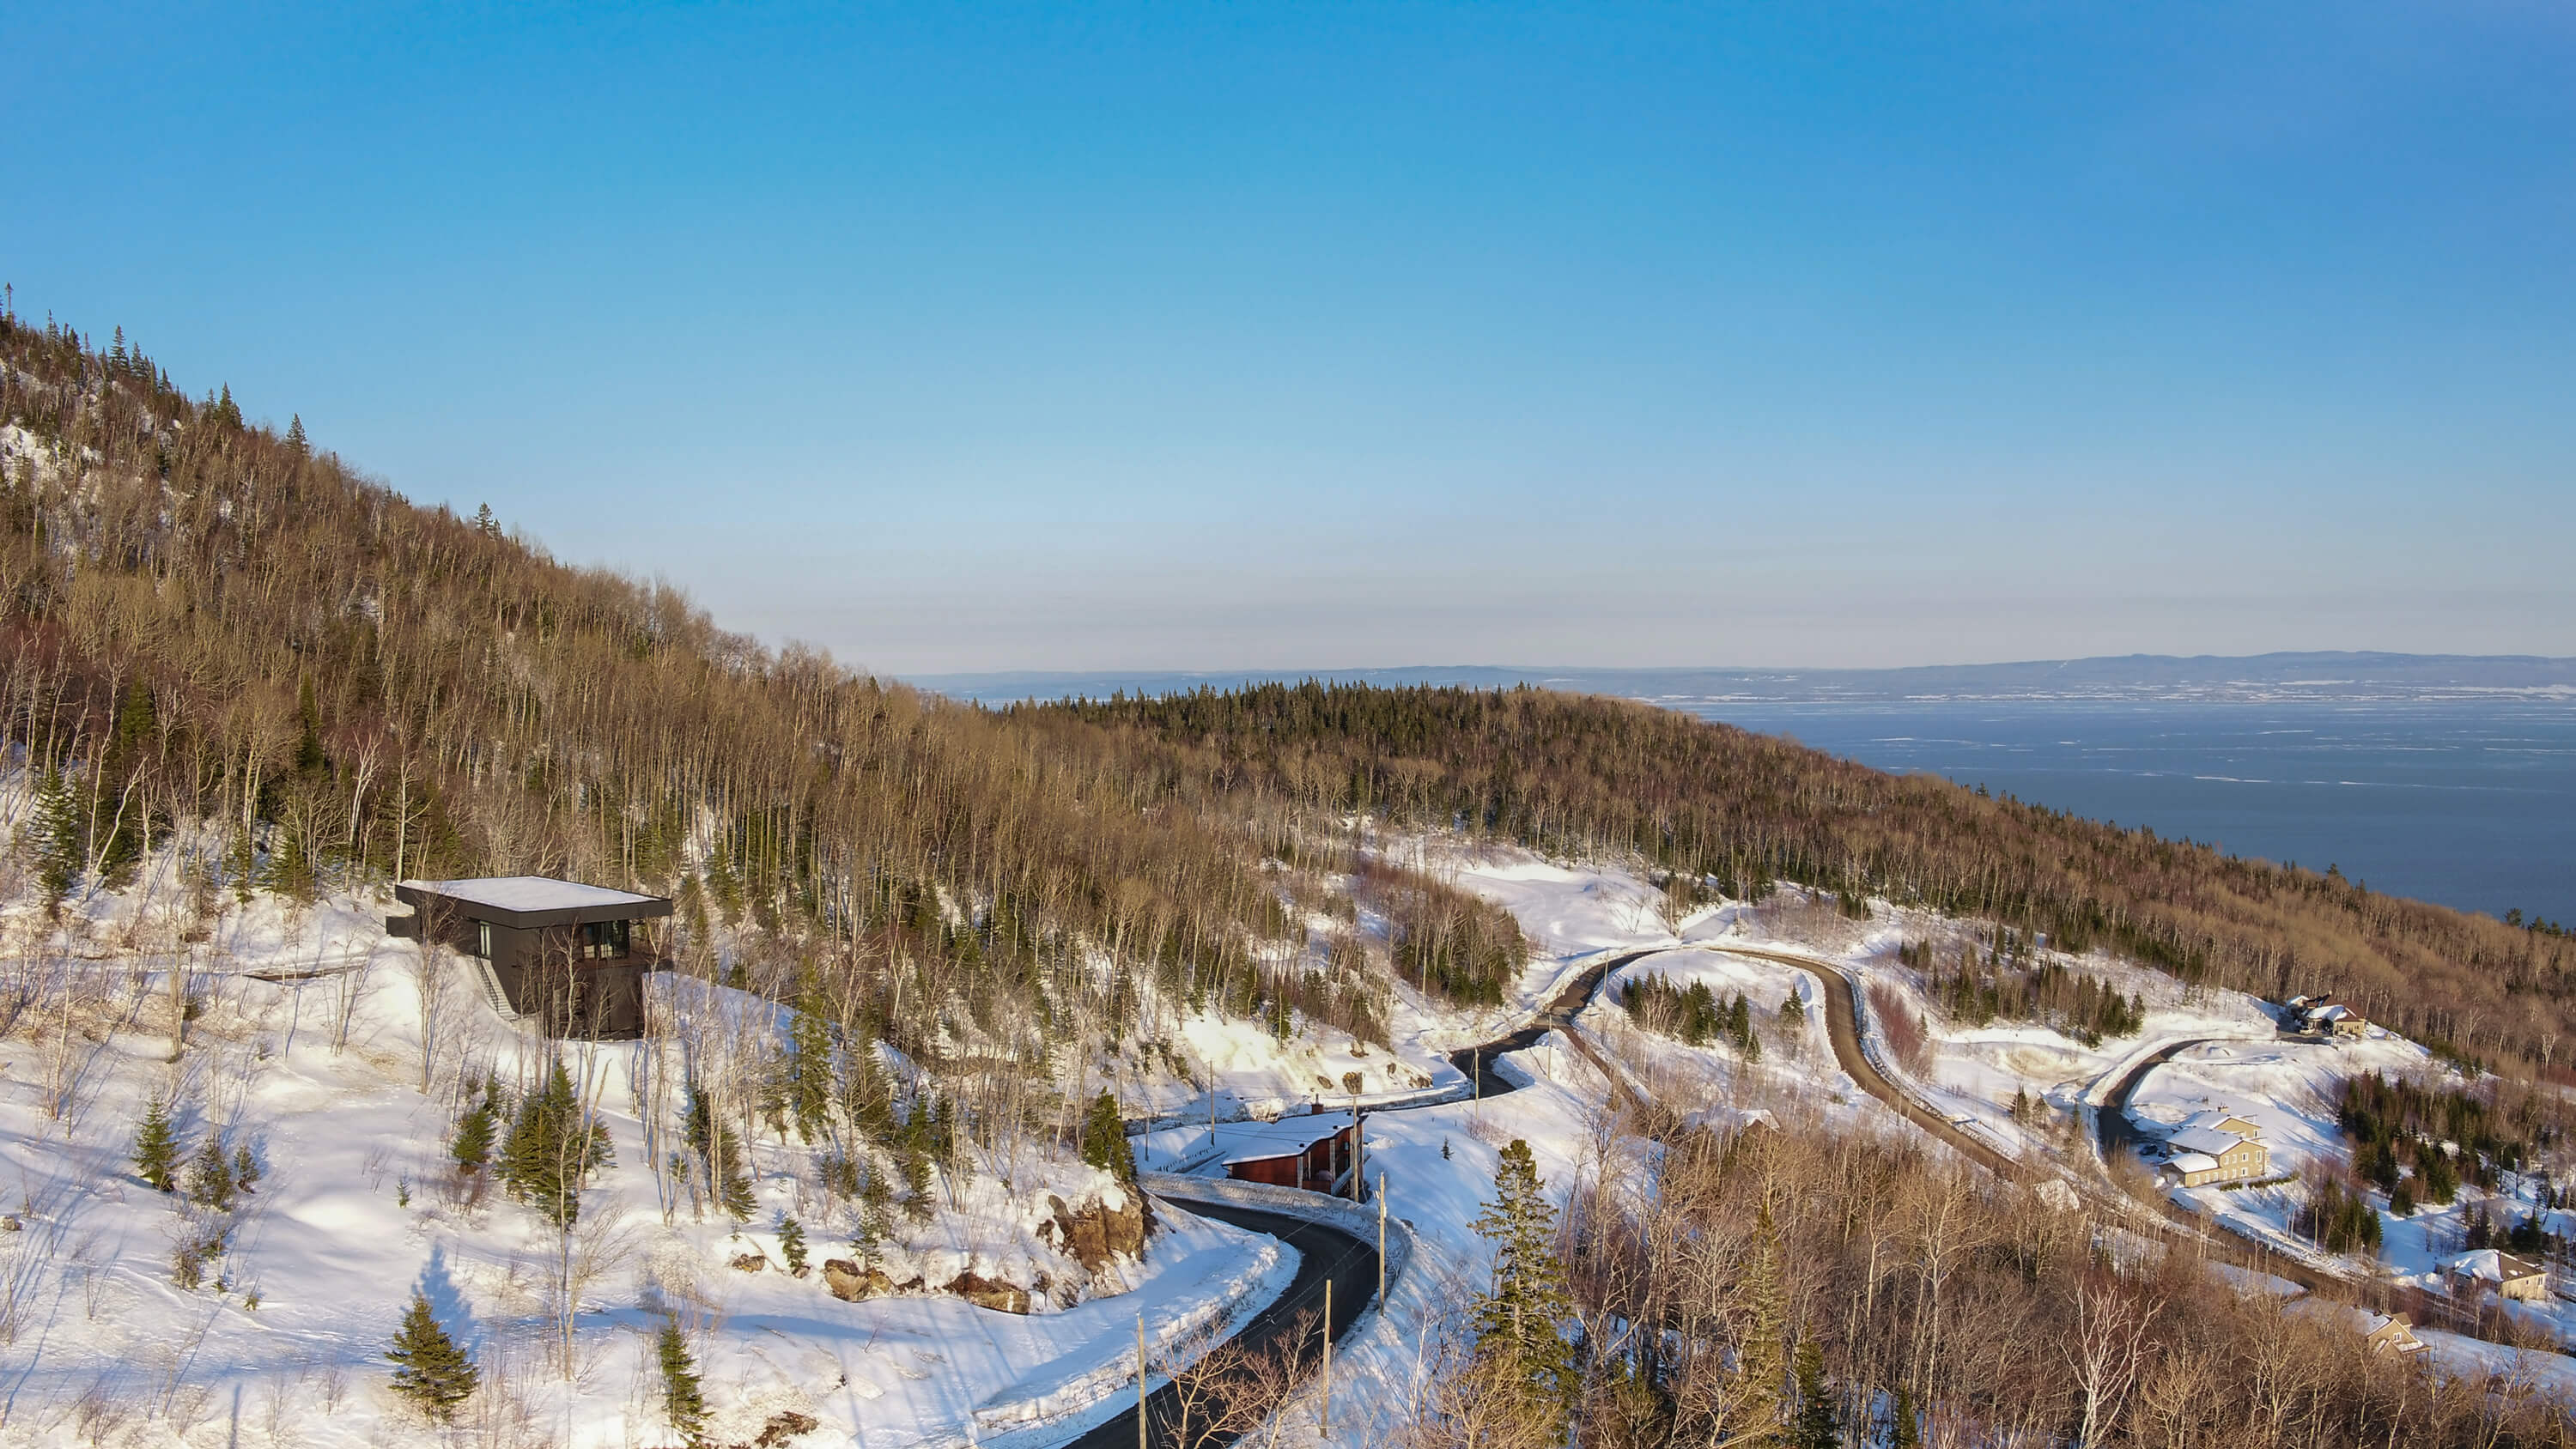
[0, 883, 1295, 1448]
[6, 823, 2571, 1446]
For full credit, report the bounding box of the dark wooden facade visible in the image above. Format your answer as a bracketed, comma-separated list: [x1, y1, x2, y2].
[390, 877, 672, 1039]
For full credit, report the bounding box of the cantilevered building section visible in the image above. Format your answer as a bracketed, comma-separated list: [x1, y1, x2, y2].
[389, 876, 671, 1039]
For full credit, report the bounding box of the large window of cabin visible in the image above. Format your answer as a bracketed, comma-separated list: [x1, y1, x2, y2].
[476, 922, 492, 959]
[578, 919, 630, 960]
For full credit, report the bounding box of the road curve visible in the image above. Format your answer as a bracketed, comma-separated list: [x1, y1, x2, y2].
[1062, 1199, 1377, 1449]
[1704, 945, 2554, 1349]
[1705, 944, 2024, 1177]
[1073, 950, 1647, 1447]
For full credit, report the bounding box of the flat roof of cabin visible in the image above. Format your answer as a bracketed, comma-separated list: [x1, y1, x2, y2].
[396, 876, 673, 928]
[1214, 1111, 1357, 1167]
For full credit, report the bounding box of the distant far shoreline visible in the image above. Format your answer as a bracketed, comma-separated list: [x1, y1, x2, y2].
[907, 652, 2576, 707]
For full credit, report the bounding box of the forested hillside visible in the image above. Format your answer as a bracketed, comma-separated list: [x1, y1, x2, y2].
[1023, 682, 2574, 1073]
[8, 304, 2566, 1081]
[0, 312, 1307, 1068]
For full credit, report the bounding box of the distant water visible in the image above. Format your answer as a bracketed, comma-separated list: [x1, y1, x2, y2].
[913, 659, 2576, 926]
[1671, 699, 2573, 927]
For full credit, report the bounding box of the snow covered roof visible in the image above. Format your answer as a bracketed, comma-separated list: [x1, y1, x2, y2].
[2167, 1152, 2221, 1174]
[2180, 1107, 2261, 1135]
[2170, 1126, 2258, 1156]
[2306, 1003, 2355, 1022]
[2449, 1249, 2546, 1283]
[397, 876, 671, 925]
[1213, 1112, 1356, 1167]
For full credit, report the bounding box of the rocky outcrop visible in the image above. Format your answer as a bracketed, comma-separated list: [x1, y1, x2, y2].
[821, 1260, 919, 1303]
[943, 1270, 1031, 1315]
[730, 1252, 769, 1273]
[1039, 1189, 1151, 1275]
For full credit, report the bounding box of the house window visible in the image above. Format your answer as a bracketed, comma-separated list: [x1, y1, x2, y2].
[476, 922, 492, 959]
[579, 919, 629, 960]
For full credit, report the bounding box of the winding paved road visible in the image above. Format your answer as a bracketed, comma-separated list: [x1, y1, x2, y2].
[1072, 948, 1649, 1447]
[1063, 1201, 1377, 1449]
[1702, 944, 2543, 1347]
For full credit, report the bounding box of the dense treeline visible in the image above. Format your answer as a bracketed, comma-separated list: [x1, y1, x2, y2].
[1899, 937, 2144, 1045]
[2337, 1070, 2553, 1201]
[0, 312, 1303, 1090]
[1619, 974, 1756, 1058]
[1025, 681, 2575, 1076]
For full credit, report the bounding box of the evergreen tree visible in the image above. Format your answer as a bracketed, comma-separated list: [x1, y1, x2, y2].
[134, 1096, 181, 1192]
[1080, 1090, 1136, 1184]
[472, 501, 499, 536]
[187, 1132, 236, 1210]
[778, 1214, 808, 1276]
[286, 414, 308, 455]
[232, 1141, 261, 1196]
[1790, 1339, 1838, 1449]
[657, 1319, 709, 1446]
[386, 1286, 479, 1423]
[500, 1060, 612, 1228]
[683, 1075, 756, 1222]
[451, 1092, 499, 1173]
[787, 993, 833, 1144]
[1733, 1204, 1789, 1444]
[1781, 988, 1807, 1030]
[1887, 1385, 1920, 1449]
[27, 767, 84, 904]
[1470, 1138, 1578, 1429]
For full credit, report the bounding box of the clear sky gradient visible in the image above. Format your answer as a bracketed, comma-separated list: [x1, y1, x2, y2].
[6, 3, 2570, 674]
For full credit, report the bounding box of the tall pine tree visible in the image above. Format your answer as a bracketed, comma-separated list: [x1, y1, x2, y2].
[1470, 1138, 1577, 1433]
[387, 1287, 479, 1422]
[1080, 1091, 1135, 1184]
[1790, 1338, 1838, 1449]
[657, 1319, 709, 1446]
[133, 1097, 180, 1192]
[500, 1060, 612, 1228]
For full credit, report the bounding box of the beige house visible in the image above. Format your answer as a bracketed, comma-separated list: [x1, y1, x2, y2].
[2300, 998, 2368, 1038]
[2162, 1121, 2272, 1187]
[2362, 1313, 2427, 1355]
[2449, 1249, 2549, 1303]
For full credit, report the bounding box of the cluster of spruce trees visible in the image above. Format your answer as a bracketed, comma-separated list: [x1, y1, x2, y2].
[1619, 974, 1760, 1059]
[2300, 1177, 2385, 1255]
[132, 1096, 263, 1290]
[446, 1064, 615, 1228]
[2338, 1070, 2542, 1186]
[1899, 936, 2144, 1046]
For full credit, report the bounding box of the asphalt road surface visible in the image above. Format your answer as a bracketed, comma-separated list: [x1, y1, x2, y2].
[1062, 1200, 1379, 1449]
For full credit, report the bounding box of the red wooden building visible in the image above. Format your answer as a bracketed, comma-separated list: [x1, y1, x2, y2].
[1216, 1110, 1358, 1195]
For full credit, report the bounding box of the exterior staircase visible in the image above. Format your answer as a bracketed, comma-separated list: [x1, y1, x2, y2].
[471, 957, 520, 1021]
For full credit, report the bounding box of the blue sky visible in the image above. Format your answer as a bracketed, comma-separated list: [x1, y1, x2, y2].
[6, 3, 2571, 674]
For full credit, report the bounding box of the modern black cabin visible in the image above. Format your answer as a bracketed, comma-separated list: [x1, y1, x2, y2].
[389, 876, 671, 1039]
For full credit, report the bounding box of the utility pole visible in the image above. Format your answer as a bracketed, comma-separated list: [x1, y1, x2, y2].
[1349, 1104, 1363, 1203]
[1137, 1311, 1148, 1449]
[1320, 1278, 1332, 1440]
[1376, 1173, 1388, 1303]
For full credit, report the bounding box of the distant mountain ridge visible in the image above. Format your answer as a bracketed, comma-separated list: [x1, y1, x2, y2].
[915, 652, 2576, 706]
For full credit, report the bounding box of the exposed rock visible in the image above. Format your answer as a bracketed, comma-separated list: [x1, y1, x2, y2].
[945, 1270, 1030, 1315]
[730, 1252, 769, 1273]
[1044, 1190, 1152, 1276]
[729, 1410, 821, 1447]
[821, 1259, 917, 1302]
